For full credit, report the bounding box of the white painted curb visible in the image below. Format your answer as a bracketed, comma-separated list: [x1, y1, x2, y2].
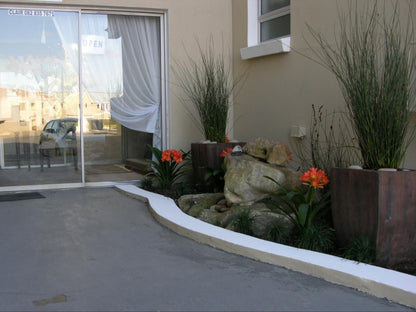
[116, 184, 416, 308]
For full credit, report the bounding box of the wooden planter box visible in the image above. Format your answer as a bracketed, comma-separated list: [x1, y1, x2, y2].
[191, 142, 245, 189]
[331, 168, 416, 267]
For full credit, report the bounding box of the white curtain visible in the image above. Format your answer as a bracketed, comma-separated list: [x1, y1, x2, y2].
[107, 15, 161, 149]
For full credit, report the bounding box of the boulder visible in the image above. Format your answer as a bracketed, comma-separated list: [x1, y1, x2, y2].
[176, 193, 295, 239]
[243, 137, 292, 166]
[223, 154, 301, 205]
[242, 137, 270, 160]
[267, 142, 293, 166]
[251, 212, 294, 239]
[177, 193, 225, 216]
[198, 209, 222, 225]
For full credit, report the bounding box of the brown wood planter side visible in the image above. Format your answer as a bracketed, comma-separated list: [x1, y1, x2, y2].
[331, 168, 416, 267]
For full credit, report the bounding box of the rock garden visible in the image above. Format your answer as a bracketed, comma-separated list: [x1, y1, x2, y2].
[143, 2, 416, 277]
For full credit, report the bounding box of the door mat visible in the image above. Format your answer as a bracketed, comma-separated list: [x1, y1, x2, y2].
[0, 192, 45, 202]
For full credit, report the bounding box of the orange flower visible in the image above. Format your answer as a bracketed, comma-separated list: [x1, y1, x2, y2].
[220, 147, 233, 157]
[172, 150, 183, 163]
[300, 167, 329, 189]
[161, 150, 183, 163]
[225, 136, 230, 143]
[161, 151, 171, 162]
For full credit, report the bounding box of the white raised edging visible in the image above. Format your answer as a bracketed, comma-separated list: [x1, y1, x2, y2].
[116, 184, 416, 308]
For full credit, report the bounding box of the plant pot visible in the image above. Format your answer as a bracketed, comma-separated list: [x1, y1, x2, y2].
[191, 142, 245, 190]
[331, 167, 416, 267]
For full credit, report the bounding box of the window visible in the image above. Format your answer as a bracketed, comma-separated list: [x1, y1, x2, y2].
[241, 0, 290, 59]
[259, 0, 290, 42]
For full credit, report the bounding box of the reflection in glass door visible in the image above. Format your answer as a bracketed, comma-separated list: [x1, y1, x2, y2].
[0, 8, 161, 187]
[0, 9, 81, 186]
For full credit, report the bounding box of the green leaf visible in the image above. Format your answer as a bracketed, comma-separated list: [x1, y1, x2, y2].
[298, 203, 309, 227]
[286, 191, 296, 201]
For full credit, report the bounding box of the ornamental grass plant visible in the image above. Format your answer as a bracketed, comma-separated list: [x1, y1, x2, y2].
[307, 1, 416, 169]
[342, 235, 376, 264]
[174, 39, 235, 143]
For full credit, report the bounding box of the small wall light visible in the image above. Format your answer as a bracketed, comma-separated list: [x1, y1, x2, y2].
[290, 125, 306, 138]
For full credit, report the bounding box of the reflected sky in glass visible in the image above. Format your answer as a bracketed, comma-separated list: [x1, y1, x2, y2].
[0, 9, 64, 58]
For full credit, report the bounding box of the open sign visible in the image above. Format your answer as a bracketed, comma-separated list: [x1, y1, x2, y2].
[82, 35, 105, 55]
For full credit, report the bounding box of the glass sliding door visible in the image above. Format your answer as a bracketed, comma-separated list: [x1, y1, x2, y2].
[81, 13, 160, 182]
[0, 7, 163, 187]
[0, 8, 81, 186]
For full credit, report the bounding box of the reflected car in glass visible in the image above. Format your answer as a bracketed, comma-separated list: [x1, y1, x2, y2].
[39, 118, 78, 151]
[39, 117, 105, 151]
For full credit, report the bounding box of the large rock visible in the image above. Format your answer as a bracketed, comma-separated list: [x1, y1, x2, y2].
[177, 193, 225, 216]
[223, 154, 301, 205]
[176, 194, 294, 239]
[177, 193, 235, 226]
[243, 137, 292, 166]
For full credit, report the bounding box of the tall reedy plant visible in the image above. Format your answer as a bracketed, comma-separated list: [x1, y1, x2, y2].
[307, 1, 416, 169]
[174, 39, 234, 143]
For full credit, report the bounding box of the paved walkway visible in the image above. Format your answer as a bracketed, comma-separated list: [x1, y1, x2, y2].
[0, 187, 413, 311]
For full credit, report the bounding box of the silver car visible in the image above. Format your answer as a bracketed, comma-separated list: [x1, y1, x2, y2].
[39, 118, 78, 151]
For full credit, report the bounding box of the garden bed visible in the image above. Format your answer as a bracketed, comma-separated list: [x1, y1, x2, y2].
[175, 192, 416, 277]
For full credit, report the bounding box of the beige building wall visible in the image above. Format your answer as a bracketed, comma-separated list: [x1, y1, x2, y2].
[232, 0, 416, 169]
[2, 0, 415, 168]
[0, 0, 233, 152]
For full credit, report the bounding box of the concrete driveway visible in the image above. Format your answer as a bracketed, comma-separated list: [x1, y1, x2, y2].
[0, 187, 413, 311]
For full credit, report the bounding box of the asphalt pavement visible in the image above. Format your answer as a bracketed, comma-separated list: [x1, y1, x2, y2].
[0, 187, 413, 311]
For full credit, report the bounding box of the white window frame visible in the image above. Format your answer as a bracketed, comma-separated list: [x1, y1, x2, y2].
[241, 0, 291, 60]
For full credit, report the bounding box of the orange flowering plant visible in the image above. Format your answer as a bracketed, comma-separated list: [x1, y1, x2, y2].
[147, 145, 189, 190]
[300, 167, 329, 189]
[220, 147, 233, 158]
[161, 149, 183, 163]
[265, 167, 330, 233]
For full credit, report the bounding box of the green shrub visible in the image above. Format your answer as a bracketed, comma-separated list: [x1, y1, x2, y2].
[204, 163, 226, 193]
[342, 235, 376, 264]
[296, 224, 335, 253]
[140, 176, 154, 191]
[172, 181, 195, 198]
[263, 219, 292, 244]
[227, 208, 255, 236]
